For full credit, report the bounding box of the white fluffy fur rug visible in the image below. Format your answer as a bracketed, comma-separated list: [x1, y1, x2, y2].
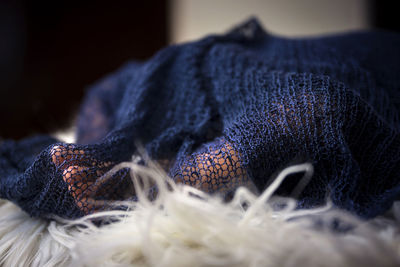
[1, 157, 400, 267]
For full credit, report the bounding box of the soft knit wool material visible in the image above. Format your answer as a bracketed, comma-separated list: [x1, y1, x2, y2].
[1, 18, 399, 219]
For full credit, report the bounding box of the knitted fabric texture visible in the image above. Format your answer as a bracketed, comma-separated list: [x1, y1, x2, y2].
[1, 19, 399, 219]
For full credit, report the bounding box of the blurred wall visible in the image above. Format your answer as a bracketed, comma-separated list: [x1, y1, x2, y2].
[170, 0, 371, 43]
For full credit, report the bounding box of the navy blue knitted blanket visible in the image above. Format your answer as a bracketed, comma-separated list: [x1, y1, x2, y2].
[1, 19, 400, 219]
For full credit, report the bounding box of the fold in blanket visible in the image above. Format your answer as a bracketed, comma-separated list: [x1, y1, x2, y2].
[1, 18, 400, 219]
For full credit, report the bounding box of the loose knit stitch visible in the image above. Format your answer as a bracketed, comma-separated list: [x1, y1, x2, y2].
[1, 19, 399, 219]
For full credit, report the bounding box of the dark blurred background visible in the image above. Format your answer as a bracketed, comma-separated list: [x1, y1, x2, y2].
[0, 0, 398, 140]
[0, 0, 168, 139]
